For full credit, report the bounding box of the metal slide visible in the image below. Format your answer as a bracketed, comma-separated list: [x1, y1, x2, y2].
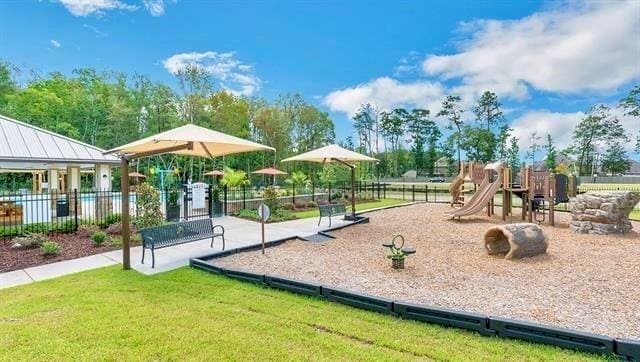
[445, 162, 503, 218]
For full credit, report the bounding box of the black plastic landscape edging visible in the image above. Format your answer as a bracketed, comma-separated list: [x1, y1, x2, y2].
[393, 301, 495, 337]
[615, 339, 640, 360]
[321, 286, 394, 314]
[488, 316, 615, 355]
[264, 274, 322, 297]
[222, 266, 265, 284]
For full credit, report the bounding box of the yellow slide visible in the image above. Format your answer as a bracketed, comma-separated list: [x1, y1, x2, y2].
[446, 162, 503, 218]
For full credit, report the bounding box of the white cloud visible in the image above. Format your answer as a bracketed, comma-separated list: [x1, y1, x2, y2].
[50, 39, 61, 48]
[510, 107, 640, 155]
[510, 110, 584, 153]
[423, 0, 640, 100]
[59, 0, 138, 17]
[323, 77, 446, 118]
[142, 0, 167, 16]
[163, 51, 261, 96]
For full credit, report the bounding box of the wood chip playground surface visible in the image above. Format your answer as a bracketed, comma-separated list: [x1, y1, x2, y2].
[211, 203, 640, 340]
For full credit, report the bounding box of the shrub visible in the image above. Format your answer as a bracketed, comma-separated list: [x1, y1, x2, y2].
[263, 186, 280, 211]
[316, 199, 329, 206]
[281, 203, 295, 210]
[331, 191, 343, 200]
[13, 233, 48, 248]
[106, 221, 123, 235]
[40, 241, 61, 256]
[306, 201, 318, 208]
[108, 236, 123, 247]
[294, 201, 307, 209]
[135, 183, 164, 229]
[91, 231, 108, 246]
[76, 225, 100, 238]
[98, 213, 122, 229]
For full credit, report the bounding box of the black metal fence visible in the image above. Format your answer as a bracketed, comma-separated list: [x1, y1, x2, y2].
[2, 181, 638, 241]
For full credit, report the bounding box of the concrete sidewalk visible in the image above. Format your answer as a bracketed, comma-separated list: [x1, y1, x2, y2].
[1, 215, 351, 290]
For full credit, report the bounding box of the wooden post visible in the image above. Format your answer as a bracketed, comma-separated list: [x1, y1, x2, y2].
[121, 157, 131, 270]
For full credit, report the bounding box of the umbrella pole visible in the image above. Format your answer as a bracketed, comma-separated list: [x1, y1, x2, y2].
[121, 157, 131, 270]
[351, 165, 356, 220]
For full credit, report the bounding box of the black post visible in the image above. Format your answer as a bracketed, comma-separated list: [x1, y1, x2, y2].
[328, 183, 332, 203]
[312, 181, 315, 201]
[350, 166, 356, 219]
[412, 185, 415, 202]
[183, 186, 188, 221]
[292, 182, 296, 205]
[74, 188, 78, 232]
[242, 184, 246, 209]
[223, 185, 228, 216]
[208, 185, 213, 218]
[383, 183, 386, 199]
[402, 184, 405, 200]
[425, 185, 428, 202]
[377, 182, 381, 200]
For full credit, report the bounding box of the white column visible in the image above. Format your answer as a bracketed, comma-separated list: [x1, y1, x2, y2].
[48, 169, 59, 191]
[67, 166, 81, 215]
[94, 164, 112, 191]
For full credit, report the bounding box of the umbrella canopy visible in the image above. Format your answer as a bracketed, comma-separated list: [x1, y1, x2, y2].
[251, 167, 288, 175]
[281, 144, 377, 163]
[128, 172, 146, 178]
[204, 170, 224, 176]
[282, 144, 378, 220]
[106, 124, 274, 159]
[106, 124, 275, 271]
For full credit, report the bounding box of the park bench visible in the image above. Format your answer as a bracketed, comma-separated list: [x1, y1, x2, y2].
[140, 219, 225, 268]
[318, 203, 347, 227]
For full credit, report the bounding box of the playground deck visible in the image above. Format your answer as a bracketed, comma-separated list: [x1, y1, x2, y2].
[210, 203, 640, 340]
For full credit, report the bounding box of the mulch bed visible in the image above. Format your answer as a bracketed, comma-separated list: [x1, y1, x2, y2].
[0, 233, 119, 273]
[212, 203, 640, 339]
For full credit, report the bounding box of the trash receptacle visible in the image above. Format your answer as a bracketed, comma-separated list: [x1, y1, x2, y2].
[56, 199, 69, 217]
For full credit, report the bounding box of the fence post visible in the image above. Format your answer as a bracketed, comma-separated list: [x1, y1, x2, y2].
[223, 185, 228, 216]
[402, 184, 405, 200]
[383, 183, 386, 199]
[312, 182, 315, 201]
[425, 185, 429, 202]
[328, 183, 332, 203]
[74, 189, 78, 232]
[292, 182, 296, 205]
[183, 186, 189, 221]
[377, 182, 381, 200]
[208, 185, 213, 218]
[242, 184, 246, 209]
[412, 185, 415, 202]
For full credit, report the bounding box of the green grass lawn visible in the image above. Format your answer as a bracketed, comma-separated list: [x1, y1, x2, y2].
[0, 267, 606, 361]
[292, 198, 409, 219]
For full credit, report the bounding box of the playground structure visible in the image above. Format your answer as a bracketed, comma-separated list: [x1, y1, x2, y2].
[447, 162, 577, 226]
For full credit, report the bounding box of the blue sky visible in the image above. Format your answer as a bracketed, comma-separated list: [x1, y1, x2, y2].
[0, 0, 638, 152]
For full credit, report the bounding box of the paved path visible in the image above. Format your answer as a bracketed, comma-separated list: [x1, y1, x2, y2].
[1, 215, 351, 290]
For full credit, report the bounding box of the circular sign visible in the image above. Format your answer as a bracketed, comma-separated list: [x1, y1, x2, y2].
[257, 203, 271, 222]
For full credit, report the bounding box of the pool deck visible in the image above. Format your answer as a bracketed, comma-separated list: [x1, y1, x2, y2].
[0, 215, 351, 290]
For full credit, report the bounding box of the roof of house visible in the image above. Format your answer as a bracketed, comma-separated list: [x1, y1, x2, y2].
[0, 114, 119, 169]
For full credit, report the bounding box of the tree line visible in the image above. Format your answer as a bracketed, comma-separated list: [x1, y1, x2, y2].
[0, 62, 336, 189]
[349, 86, 640, 178]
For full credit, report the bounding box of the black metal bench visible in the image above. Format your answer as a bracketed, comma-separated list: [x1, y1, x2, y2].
[140, 219, 225, 268]
[318, 203, 347, 227]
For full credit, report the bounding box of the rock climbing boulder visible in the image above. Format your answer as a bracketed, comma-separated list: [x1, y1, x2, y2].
[569, 191, 640, 234]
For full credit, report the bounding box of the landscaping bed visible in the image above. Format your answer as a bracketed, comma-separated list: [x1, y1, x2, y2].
[0, 233, 117, 273]
[211, 203, 640, 340]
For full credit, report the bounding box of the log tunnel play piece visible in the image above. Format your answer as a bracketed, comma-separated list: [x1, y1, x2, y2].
[483, 223, 548, 259]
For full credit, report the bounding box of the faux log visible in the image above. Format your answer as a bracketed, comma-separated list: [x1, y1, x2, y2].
[484, 223, 548, 259]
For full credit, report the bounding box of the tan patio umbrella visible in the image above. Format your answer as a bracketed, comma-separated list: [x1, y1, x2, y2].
[204, 170, 224, 176]
[252, 167, 287, 185]
[281, 144, 378, 220]
[105, 124, 275, 270]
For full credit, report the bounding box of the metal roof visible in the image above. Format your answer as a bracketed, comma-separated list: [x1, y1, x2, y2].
[0, 114, 120, 169]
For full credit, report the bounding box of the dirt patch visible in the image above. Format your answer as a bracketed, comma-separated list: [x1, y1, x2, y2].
[211, 203, 640, 339]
